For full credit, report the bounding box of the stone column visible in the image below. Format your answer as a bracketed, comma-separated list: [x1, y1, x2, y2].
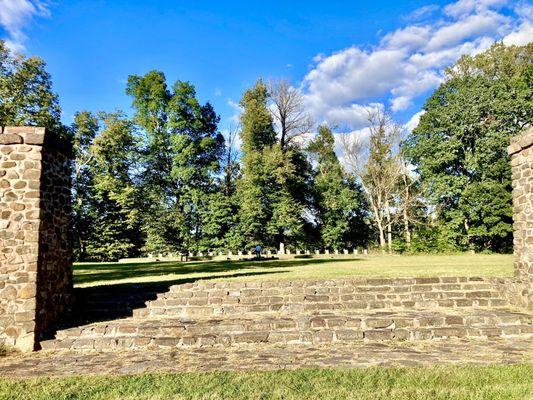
[0, 126, 72, 351]
[506, 127, 533, 310]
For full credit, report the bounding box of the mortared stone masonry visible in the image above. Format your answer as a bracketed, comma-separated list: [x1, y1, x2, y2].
[0, 126, 531, 353]
[0, 126, 72, 351]
[500, 127, 533, 310]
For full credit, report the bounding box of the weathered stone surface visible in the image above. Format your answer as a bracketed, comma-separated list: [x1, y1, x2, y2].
[2, 337, 532, 378]
[0, 126, 73, 352]
[0, 134, 22, 145]
[499, 127, 533, 311]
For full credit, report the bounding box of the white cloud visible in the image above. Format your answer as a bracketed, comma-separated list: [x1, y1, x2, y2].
[302, 0, 532, 133]
[503, 21, 533, 45]
[0, 0, 50, 51]
[226, 98, 243, 124]
[503, 3, 533, 46]
[424, 11, 509, 51]
[406, 5, 440, 21]
[443, 0, 506, 18]
[404, 110, 425, 133]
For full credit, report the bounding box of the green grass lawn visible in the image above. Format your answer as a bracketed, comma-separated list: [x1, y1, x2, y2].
[1, 365, 532, 400]
[2, 253, 519, 399]
[74, 253, 514, 288]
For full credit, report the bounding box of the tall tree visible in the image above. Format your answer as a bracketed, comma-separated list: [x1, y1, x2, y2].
[237, 79, 277, 248]
[0, 40, 65, 137]
[268, 79, 312, 151]
[71, 111, 99, 260]
[404, 42, 532, 252]
[342, 110, 402, 253]
[126, 71, 224, 253]
[309, 125, 368, 250]
[86, 112, 143, 260]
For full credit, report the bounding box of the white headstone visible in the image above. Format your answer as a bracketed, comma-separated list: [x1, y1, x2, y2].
[148, 253, 153, 258]
[305, 250, 310, 255]
[158, 253, 163, 259]
[279, 242, 285, 254]
[363, 249, 368, 255]
[238, 251, 243, 256]
[315, 249, 320, 254]
[334, 249, 339, 255]
[343, 249, 348, 255]
[286, 249, 291, 255]
[228, 250, 233, 256]
[296, 249, 301, 255]
[325, 249, 330, 255]
[354, 248, 358, 255]
[267, 250, 272, 255]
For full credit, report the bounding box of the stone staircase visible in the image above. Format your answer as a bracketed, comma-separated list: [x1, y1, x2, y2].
[40, 277, 533, 351]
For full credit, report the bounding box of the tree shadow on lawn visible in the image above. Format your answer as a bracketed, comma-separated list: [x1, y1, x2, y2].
[73, 257, 360, 286]
[53, 258, 362, 335]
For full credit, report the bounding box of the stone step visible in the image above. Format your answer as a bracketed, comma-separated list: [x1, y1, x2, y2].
[41, 309, 533, 351]
[134, 297, 509, 318]
[134, 277, 507, 318]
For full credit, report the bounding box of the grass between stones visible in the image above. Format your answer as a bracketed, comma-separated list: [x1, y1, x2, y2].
[1, 365, 532, 400]
[74, 253, 514, 288]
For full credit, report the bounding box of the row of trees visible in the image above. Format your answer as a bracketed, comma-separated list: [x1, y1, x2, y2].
[70, 77, 369, 260]
[1, 40, 531, 260]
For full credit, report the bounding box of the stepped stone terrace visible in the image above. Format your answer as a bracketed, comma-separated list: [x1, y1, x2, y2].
[0, 126, 532, 376]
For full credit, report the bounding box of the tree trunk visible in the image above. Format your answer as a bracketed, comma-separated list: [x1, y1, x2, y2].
[403, 207, 411, 249]
[403, 185, 411, 249]
[375, 217, 386, 253]
[369, 196, 386, 253]
[385, 200, 392, 254]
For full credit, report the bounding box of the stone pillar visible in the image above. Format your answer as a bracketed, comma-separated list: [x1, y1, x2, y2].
[0, 127, 72, 351]
[506, 127, 533, 309]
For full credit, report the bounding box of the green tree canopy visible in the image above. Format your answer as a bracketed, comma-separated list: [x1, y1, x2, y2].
[0, 40, 64, 137]
[126, 71, 224, 253]
[309, 125, 368, 249]
[404, 42, 532, 252]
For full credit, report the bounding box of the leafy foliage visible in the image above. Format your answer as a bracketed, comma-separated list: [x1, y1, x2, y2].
[0, 40, 67, 139]
[404, 42, 532, 252]
[2, 40, 528, 260]
[309, 125, 368, 249]
[126, 72, 224, 254]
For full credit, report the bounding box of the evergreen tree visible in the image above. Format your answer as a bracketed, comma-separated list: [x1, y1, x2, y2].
[71, 111, 99, 260]
[309, 125, 368, 249]
[86, 112, 143, 260]
[71, 111, 142, 261]
[236, 80, 277, 248]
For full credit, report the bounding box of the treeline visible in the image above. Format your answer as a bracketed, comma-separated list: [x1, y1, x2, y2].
[71, 77, 370, 260]
[1, 40, 531, 261]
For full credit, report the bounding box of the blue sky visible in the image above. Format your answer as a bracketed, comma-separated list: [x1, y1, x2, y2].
[0, 0, 531, 137]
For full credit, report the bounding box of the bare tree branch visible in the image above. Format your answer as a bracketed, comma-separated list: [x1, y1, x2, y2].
[268, 79, 313, 150]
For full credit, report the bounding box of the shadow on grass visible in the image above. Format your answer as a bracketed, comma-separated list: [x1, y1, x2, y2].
[51, 258, 362, 336]
[73, 257, 360, 285]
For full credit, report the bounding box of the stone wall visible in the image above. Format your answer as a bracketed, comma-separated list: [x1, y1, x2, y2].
[496, 127, 533, 311]
[0, 126, 73, 351]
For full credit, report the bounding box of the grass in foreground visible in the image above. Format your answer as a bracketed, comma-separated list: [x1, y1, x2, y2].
[1, 365, 532, 400]
[74, 253, 513, 288]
